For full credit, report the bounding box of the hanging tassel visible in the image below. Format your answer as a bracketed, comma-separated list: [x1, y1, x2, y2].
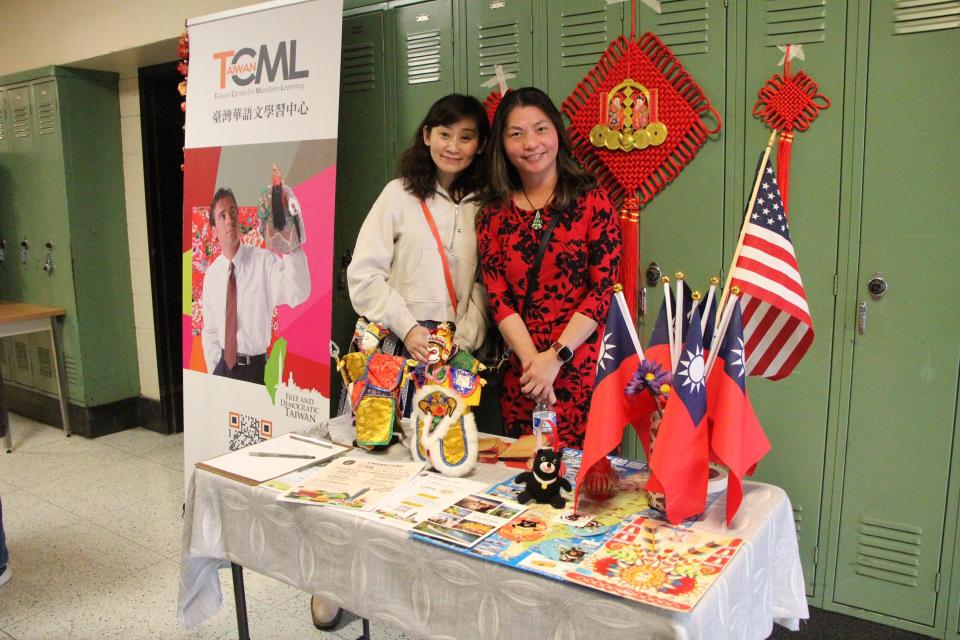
[619, 195, 641, 321]
[777, 132, 793, 215]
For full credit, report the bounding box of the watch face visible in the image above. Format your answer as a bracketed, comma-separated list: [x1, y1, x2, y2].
[553, 342, 573, 363]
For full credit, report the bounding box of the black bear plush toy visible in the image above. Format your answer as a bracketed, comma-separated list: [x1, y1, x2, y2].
[515, 447, 572, 509]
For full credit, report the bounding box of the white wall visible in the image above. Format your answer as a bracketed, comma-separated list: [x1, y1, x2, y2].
[0, 0, 259, 77]
[0, 0, 258, 405]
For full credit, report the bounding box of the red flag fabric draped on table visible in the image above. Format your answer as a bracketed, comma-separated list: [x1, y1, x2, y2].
[730, 154, 813, 380]
[575, 290, 645, 510]
[706, 299, 771, 525]
[648, 305, 709, 525]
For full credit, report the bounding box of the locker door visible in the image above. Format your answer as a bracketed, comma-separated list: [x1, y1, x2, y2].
[544, 0, 625, 104]
[6, 84, 34, 304]
[743, 0, 849, 597]
[0, 87, 12, 286]
[31, 79, 68, 311]
[331, 11, 391, 409]
[394, 0, 455, 150]
[636, 0, 727, 342]
[833, 0, 960, 625]
[464, 0, 533, 99]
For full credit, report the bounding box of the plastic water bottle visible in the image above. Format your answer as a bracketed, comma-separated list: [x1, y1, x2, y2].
[532, 401, 556, 450]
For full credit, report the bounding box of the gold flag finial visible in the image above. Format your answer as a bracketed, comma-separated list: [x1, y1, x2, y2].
[675, 271, 685, 280]
[692, 291, 702, 301]
[613, 283, 623, 293]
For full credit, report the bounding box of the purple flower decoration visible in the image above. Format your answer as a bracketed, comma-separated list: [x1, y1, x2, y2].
[625, 360, 672, 398]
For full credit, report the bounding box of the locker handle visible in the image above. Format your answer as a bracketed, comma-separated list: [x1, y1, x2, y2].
[857, 302, 867, 335]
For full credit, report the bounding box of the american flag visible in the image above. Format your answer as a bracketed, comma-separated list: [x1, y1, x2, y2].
[729, 154, 813, 380]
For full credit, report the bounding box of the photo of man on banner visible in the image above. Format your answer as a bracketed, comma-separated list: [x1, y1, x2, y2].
[201, 186, 311, 384]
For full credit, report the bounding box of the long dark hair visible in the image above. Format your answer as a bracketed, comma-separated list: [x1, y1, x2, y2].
[481, 87, 594, 211]
[396, 94, 490, 203]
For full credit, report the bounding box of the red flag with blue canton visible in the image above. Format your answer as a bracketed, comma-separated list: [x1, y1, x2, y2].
[575, 289, 645, 510]
[648, 305, 709, 524]
[707, 299, 771, 525]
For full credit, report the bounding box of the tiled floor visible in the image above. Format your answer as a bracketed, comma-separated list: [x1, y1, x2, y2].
[0, 414, 406, 640]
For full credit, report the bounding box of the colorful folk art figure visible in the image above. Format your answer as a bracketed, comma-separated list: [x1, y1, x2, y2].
[409, 322, 485, 477]
[332, 318, 411, 450]
[514, 429, 572, 509]
[259, 163, 305, 255]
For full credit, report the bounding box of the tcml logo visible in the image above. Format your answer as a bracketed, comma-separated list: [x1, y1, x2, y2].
[212, 40, 309, 90]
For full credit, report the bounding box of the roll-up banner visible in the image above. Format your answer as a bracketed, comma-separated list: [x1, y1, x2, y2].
[182, 0, 343, 480]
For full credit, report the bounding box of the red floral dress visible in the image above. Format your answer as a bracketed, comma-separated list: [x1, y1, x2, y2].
[478, 188, 621, 448]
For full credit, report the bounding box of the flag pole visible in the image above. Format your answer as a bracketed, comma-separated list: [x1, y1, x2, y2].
[705, 287, 740, 380]
[661, 276, 675, 371]
[701, 275, 719, 334]
[672, 272, 685, 372]
[716, 129, 779, 326]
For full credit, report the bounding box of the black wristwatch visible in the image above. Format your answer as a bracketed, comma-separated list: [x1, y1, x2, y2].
[551, 341, 574, 364]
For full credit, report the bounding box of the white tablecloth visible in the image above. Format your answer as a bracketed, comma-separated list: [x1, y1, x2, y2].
[178, 422, 808, 640]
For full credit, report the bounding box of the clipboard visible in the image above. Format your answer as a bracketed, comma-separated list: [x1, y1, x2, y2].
[196, 433, 351, 485]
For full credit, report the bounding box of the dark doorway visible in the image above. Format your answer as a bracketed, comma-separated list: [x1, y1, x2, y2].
[139, 61, 185, 434]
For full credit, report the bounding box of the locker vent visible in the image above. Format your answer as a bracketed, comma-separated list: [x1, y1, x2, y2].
[765, 0, 827, 47]
[792, 503, 803, 536]
[341, 42, 377, 93]
[405, 29, 442, 84]
[64, 354, 81, 386]
[13, 105, 30, 139]
[477, 20, 521, 79]
[37, 103, 56, 136]
[654, 0, 710, 56]
[855, 516, 922, 588]
[37, 346, 53, 379]
[14, 341, 29, 371]
[559, 7, 612, 68]
[0, 102, 5, 142]
[893, 0, 960, 35]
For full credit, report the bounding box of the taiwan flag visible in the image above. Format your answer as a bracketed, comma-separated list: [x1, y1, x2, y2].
[640, 282, 692, 460]
[576, 289, 645, 510]
[707, 299, 771, 525]
[648, 305, 710, 525]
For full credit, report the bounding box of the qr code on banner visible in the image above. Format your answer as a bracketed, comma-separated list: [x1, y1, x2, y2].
[228, 412, 274, 451]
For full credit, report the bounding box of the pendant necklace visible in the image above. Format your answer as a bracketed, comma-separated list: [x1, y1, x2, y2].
[521, 185, 554, 231]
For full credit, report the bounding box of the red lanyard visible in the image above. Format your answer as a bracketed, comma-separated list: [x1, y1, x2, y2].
[418, 200, 459, 316]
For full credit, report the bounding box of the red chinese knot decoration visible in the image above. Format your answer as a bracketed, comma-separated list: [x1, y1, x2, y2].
[563, 31, 721, 315]
[752, 49, 830, 212]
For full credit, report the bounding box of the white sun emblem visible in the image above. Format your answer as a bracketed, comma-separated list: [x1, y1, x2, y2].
[597, 332, 615, 372]
[730, 337, 746, 379]
[678, 346, 706, 393]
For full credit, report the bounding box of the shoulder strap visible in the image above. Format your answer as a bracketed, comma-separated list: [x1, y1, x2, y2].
[419, 199, 459, 316]
[520, 210, 563, 318]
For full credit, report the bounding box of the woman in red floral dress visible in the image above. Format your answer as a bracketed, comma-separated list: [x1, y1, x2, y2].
[478, 88, 621, 448]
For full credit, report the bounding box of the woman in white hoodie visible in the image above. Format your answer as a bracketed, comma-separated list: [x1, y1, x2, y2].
[313, 94, 491, 632]
[347, 93, 490, 363]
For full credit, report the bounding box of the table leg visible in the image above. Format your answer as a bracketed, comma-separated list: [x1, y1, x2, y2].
[1, 378, 10, 453]
[358, 617, 371, 640]
[48, 319, 71, 437]
[231, 563, 251, 640]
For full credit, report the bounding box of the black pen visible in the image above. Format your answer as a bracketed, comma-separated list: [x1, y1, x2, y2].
[249, 452, 314, 459]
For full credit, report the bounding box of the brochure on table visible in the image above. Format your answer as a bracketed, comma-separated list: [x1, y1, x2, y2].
[279, 458, 425, 510]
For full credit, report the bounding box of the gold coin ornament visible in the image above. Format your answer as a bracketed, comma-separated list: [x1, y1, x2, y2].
[590, 79, 668, 152]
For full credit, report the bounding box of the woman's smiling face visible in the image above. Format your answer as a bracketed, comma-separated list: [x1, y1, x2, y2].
[502, 105, 559, 185]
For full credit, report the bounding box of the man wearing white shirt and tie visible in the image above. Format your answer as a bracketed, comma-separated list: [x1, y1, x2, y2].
[201, 187, 311, 384]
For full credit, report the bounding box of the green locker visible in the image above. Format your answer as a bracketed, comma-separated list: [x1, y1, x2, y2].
[394, 0, 456, 150]
[831, 0, 960, 627]
[332, 10, 392, 403]
[741, 0, 849, 598]
[464, 0, 534, 99]
[0, 67, 138, 433]
[543, 0, 625, 105]
[626, 1, 727, 457]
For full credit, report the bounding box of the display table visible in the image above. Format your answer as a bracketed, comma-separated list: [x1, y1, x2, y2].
[0, 302, 71, 452]
[178, 420, 808, 640]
